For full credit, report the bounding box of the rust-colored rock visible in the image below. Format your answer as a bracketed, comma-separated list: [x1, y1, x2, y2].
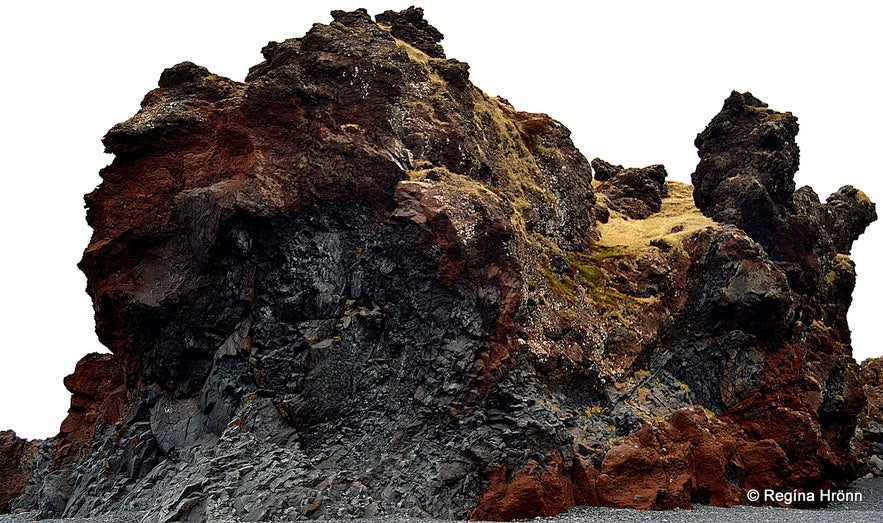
[54, 353, 127, 466]
[0, 431, 39, 513]
[472, 456, 598, 520]
[598, 407, 830, 509]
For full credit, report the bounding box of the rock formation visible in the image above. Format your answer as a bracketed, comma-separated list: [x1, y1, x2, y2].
[0, 431, 39, 513]
[692, 91, 875, 291]
[1, 8, 877, 520]
[592, 158, 668, 220]
[858, 357, 883, 476]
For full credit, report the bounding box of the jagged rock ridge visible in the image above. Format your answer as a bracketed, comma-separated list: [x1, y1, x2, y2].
[1, 7, 877, 520]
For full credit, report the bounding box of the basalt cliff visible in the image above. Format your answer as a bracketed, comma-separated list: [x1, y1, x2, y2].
[2, 8, 878, 521]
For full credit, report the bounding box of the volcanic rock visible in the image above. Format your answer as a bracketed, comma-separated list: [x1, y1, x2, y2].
[0, 431, 39, 513]
[858, 358, 883, 476]
[592, 158, 668, 219]
[692, 90, 876, 291]
[2, 9, 876, 521]
[54, 353, 127, 467]
[692, 91, 799, 231]
[376, 6, 446, 58]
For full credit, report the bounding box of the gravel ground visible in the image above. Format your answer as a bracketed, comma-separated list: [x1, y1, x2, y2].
[3, 478, 880, 523]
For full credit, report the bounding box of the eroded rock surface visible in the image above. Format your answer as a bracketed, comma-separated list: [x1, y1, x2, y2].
[2, 9, 876, 521]
[692, 91, 876, 291]
[592, 158, 668, 219]
[0, 432, 39, 513]
[858, 358, 883, 476]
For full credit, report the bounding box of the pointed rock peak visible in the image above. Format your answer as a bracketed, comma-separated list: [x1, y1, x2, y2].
[692, 91, 800, 236]
[376, 6, 445, 58]
[692, 90, 875, 291]
[722, 90, 768, 110]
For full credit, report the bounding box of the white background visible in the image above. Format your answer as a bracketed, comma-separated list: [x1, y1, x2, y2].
[1, 1, 879, 439]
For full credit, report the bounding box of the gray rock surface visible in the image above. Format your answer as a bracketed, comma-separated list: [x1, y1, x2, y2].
[3, 478, 881, 523]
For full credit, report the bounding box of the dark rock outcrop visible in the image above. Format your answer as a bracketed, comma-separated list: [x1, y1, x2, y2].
[376, 6, 446, 58]
[592, 158, 668, 219]
[858, 358, 883, 476]
[692, 91, 800, 235]
[2, 10, 876, 521]
[692, 91, 876, 291]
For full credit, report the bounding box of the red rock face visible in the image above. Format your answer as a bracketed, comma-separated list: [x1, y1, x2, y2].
[6, 9, 876, 520]
[0, 431, 39, 513]
[54, 353, 127, 466]
[597, 407, 831, 509]
[472, 456, 598, 520]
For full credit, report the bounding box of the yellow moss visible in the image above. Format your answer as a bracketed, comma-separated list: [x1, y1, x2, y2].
[470, 93, 538, 183]
[403, 166, 504, 205]
[824, 254, 854, 285]
[540, 265, 577, 302]
[392, 34, 552, 259]
[564, 250, 629, 308]
[806, 374, 823, 390]
[391, 35, 431, 66]
[596, 181, 717, 252]
[833, 253, 853, 271]
[402, 100, 449, 127]
[390, 26, 665, 325]
[810, 319, 829, 332]
[583, 405, 602, 417]
[824, 271, 837, 285]
[855, 189, 872, 206]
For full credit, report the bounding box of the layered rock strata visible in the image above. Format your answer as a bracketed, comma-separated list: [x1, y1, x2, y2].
[2, 8, 877, 520]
